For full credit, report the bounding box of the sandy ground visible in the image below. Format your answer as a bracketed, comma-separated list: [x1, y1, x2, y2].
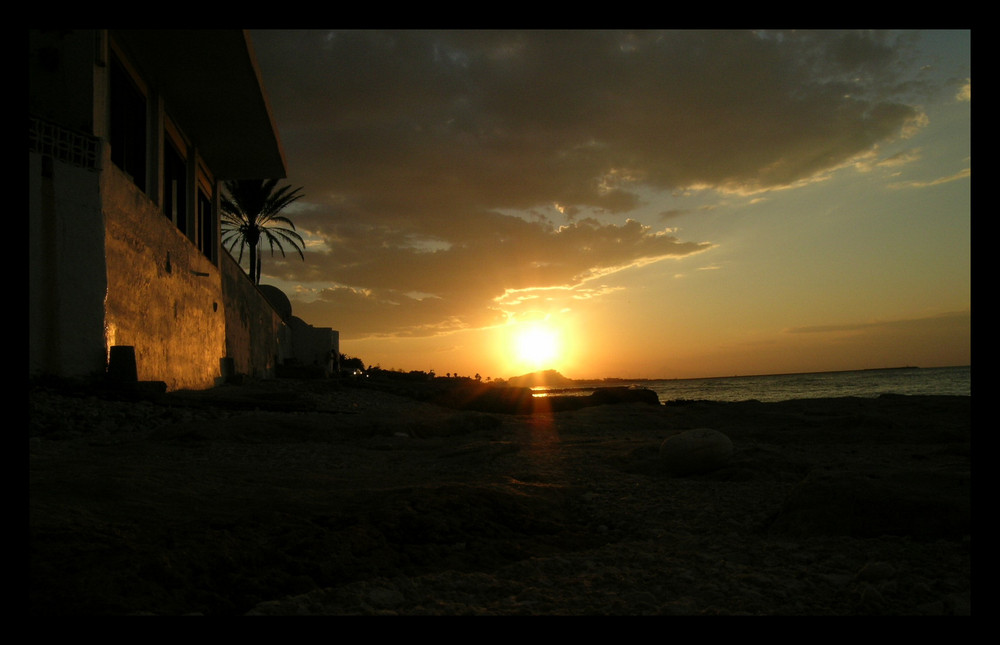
[29, 378, 971, 615]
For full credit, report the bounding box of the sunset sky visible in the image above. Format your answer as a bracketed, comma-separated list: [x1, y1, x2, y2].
[246, 30, 971, 381]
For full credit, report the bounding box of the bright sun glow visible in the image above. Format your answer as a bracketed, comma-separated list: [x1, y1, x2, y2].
[512, 323, 560, 371]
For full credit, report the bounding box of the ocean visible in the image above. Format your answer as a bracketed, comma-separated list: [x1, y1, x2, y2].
[534, 365, 971, 404]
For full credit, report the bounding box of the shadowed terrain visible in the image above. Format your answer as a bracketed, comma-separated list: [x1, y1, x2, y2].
[30, 379, 970, 615]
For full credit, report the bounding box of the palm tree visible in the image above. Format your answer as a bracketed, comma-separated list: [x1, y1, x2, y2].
[221, 179, 306, 284]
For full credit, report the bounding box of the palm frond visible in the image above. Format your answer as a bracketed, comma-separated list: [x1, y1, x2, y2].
[220, 179, 307, 283]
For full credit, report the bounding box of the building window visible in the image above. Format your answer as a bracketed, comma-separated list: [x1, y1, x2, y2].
[109, 55, 147, 192]
[163, 137, 188, 235]
[198, 187, 216, 263]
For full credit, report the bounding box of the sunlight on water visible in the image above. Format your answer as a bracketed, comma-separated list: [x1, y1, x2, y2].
[533, 366, 970, 404]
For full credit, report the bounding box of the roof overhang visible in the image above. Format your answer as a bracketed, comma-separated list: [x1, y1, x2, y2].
[112, 29, 287, 180]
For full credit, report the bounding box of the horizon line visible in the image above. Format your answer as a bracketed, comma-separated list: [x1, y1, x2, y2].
[511, 364, 970, 384]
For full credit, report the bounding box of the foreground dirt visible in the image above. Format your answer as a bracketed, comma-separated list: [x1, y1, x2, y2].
[29, 379, 971, 615]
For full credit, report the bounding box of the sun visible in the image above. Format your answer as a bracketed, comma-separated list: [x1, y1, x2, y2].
[512, 323, 560, 371]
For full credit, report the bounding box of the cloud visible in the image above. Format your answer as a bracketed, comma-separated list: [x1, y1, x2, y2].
[258, 30, 927, 197]
[785, 310, 970, 335]
[956, 79, 970, 102]
[281, 214, 713, 337]
[250, 30, 936, 336]
[887, 167, 971, 190]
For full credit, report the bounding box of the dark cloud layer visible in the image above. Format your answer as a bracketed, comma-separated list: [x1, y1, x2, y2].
[250, 30, 930, 338]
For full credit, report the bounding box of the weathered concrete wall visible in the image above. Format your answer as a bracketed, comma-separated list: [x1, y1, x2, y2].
[28, 149, 109, 380]
[221, 253, 288, 380]
[103, 164, 226, 391]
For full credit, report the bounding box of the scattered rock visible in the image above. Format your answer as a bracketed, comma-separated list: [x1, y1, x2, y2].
[587, 387, 661, 407]
[857, 561, 895, 582]
[367, 586, 405, 609]
[768, 467, 971, 538]
[658, 428, 734, 475]
[858, 583, 886, 611]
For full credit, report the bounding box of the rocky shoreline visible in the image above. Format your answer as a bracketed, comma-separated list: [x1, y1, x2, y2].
[29, 378, 971, 615]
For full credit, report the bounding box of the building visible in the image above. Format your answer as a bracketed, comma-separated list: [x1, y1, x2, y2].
[29, 29, 337, 391]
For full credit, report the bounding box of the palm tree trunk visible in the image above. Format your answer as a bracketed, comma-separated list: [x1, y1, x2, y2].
[247, 230, 261, 284]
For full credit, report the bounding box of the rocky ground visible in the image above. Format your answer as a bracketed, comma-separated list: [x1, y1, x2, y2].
[29, 378, 971, 615]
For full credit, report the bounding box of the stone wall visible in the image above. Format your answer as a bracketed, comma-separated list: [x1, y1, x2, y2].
[220, 253, 289, 381]
[102, 163, 227, 391]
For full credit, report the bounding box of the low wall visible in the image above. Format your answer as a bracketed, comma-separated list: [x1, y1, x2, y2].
[220, 253, 288, 380]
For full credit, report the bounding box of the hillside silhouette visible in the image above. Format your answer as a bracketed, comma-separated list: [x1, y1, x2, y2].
[506, 369, 576, 388]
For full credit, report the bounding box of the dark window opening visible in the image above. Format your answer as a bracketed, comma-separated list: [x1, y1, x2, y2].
[109, 57, 146, 192]
[198, 188, 215, 263]
[164, 139, 188, 236]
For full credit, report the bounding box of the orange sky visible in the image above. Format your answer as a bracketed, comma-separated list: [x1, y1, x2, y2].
[247, 30, 971, 380]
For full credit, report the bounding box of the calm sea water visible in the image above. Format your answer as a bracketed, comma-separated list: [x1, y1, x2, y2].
[536, 366, 971, 404]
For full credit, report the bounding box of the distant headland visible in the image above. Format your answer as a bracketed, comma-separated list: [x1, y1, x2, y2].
[505, 369, 577, 388]
[505, 369, 658, 389]
[506, 366, 927, 388]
